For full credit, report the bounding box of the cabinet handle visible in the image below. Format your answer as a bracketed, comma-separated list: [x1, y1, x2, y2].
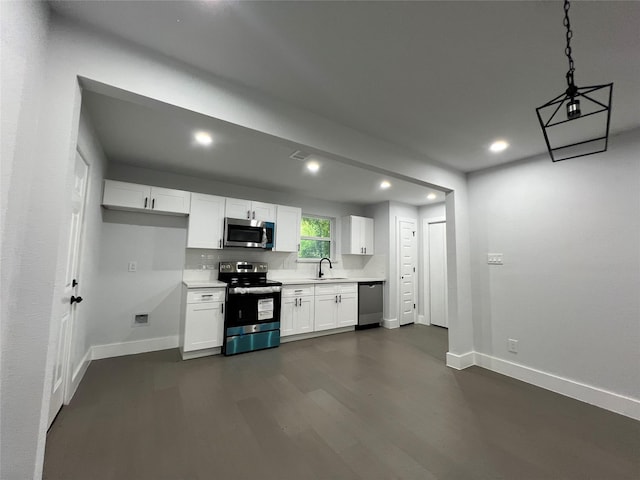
[339, 294, 342, 303]
[247, 210, 251, 219]
[297, 244, 300, 252]
[144, 197, 148, 208]
[364, 247, 366, 254]
[219, 239, 222, 248]
[201, 294, 213, 298]
[335, 295, 338, 303]
[152, 198, 155, 209]
[221, 304, 224, 314]
[252, 211, 256, 220]
[295, 298, 298, 307]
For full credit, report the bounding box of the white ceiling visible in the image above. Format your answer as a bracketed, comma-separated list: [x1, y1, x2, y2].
[51, 0, 640, 173]
[81, 90, 445, 206]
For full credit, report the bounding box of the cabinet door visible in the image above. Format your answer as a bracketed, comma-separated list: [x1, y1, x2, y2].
[274, 205, 301, 252]
[187, 193, 225, 249]
[314, 295, 338, 331]
[184, 302, 223, 351]
[281, 297, 296, 337]
[297, 297, 314, 334]
[252, 201, 276, 222]
[337, 293, 358, 327]
[150, 187, 190, 214]
[102, 180, 150, 210]
[363, 217, 374, 255]
[225, 197, 252, 219]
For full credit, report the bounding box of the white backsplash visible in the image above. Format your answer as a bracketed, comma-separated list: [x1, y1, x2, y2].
[183, 248, 386, 281]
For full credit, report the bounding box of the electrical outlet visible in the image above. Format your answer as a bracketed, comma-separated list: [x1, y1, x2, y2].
[508, 338, 518, 353]
[128, 261, 137, 272]
[487, 253, 503, 265]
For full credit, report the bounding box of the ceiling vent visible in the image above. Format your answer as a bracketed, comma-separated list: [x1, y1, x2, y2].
[289, 150, 310, 161]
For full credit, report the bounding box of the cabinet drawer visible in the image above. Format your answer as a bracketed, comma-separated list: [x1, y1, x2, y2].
[282, 285, 315, 298]
[186, 288, 225, 304]
[314, 282, 357, 296]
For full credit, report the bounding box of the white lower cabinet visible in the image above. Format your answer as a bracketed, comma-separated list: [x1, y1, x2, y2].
[314, 283, 358, 331]
[281, 285, 314, 337]
[181, 287, 225, 356]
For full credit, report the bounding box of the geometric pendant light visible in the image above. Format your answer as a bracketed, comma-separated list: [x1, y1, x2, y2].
[536, 0, 613, 162]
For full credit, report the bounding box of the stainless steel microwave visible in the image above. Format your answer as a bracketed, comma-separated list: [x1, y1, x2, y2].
[223, 218, 274, 249]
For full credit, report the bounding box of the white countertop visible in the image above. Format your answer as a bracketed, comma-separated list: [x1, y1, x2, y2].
[182, 278, 385, 288]
[182, 280, 227, 288]
[278, 277, 385, 285]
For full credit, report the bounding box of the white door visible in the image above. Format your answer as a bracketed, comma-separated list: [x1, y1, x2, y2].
[398, 219, 417, 326]
[428, 221, 448, 327]
[49, 151, 88, 427]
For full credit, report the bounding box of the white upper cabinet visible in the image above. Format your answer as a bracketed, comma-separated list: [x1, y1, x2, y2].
[225, 198, 276, 222]
[102, 180, 150, 210]
[341, 215, 374, 255]
[102, 180, 190, 215]
[274, 205, 301, 252]
[187, 193, 226, 249]
[225, 197, 252, 219]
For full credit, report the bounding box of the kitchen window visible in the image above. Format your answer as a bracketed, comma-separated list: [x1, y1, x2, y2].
[299, 215, 333, 260]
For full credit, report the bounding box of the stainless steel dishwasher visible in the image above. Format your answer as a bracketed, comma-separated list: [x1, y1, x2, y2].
[357, 281, 383, 330]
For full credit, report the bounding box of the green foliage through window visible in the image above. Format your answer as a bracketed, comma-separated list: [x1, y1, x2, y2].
[299, 216, 332, 259]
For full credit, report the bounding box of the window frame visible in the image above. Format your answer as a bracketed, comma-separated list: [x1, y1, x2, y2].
[297, 214, 335, 262]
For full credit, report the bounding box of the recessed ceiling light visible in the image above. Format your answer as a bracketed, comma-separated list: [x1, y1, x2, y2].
[489, 140, 509, 152]
[427, 193, 437, 200]
[380, 180, 391, 189]
[306, 161, 320, 173]
[194, 131, 213, 146]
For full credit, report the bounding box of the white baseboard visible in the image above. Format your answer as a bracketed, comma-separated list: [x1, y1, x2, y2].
[416, 314, 428, 325]
[66, 349, 91, 403]
[446, 351, 476, 370]
[382, 317, 399, 329]
[91, 335, 179, 360]
[181, 346, 221, 360]
[475, 353, 640, 421]
[281, 327, 355, 343]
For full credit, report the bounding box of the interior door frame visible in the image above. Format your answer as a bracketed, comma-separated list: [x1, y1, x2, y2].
[396, 216, 417, 325]
[422, 216, 446, 326]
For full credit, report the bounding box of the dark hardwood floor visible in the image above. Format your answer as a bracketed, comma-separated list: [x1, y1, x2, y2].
[44, 325, 639, 480]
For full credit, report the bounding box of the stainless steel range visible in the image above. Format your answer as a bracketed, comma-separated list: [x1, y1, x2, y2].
[218, 261, 282, 356]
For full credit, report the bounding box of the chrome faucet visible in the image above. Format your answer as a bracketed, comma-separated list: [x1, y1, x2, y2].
[318, 257, 332, 278]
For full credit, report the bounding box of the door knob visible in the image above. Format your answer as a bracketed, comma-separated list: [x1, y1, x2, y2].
[70, 295, 83, 305]
[72, 279, 78, 287]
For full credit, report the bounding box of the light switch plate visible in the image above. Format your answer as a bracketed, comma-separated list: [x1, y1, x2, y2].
[128, 261, 137, 272]
[487, 253, 503, 265]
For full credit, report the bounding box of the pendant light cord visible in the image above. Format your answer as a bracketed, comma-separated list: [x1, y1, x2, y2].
[563, 0, 578, 94]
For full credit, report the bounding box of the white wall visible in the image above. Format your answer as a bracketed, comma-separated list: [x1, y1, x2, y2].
[468, 128, 640, 402]
[70, 110, 108, 390]
[0, 2, 51, 479]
